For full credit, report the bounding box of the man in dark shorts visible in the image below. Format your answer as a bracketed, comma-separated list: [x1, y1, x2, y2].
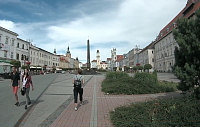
[10, 66, 20, 106]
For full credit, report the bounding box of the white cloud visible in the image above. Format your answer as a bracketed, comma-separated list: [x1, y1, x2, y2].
[0, 0, 186, 63]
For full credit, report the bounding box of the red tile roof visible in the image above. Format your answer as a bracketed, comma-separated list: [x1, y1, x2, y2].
[155, 0, 200, 44]
[116, 55, 123, 62]
[107, 58, 112, 61]
[100, 62, 108, 64]
[92, 60, 97, 62]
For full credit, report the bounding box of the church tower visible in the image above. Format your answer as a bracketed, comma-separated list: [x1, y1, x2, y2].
[54, 48, 56, 55]
[66, 45, 71, 58]
[96, 50, 100, 69]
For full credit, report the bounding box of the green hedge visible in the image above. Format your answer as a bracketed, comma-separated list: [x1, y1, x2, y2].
[110, 97, 200, 127]
[101, 72, 178, 95]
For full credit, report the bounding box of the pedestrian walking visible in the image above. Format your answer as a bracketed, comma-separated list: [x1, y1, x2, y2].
[10, 66, 20, 107]
[73, 69, 84, 111]
[22, 69, 34, 109]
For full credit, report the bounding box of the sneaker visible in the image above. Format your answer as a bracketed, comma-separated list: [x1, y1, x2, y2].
[75, 107, 78, 111]
[15, 102, 20, 107]
[25, 105, 27, 110]
[28, 102, 31, 105]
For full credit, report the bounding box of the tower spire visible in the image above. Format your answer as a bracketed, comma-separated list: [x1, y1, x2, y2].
[54, 47, 56, 54]
[67, 44, 70, 53]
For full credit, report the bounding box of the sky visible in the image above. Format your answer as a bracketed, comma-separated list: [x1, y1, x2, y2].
[0, 0, 187, 63]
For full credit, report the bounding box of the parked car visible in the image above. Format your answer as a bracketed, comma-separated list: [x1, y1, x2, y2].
[61, 71, 65, 74]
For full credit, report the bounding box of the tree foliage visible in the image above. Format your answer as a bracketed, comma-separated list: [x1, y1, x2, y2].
[137, 65, 143, 70]
[144, 64, 152, 72]
[10, 60, 21, 68]
[173, 9, 200, 98]
[21, 65, 28, 69]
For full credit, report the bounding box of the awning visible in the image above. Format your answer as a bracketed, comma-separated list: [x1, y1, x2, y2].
[30, 66, 36, 69]
[0, 62, 13, 66]
[0, 59, 10, 63]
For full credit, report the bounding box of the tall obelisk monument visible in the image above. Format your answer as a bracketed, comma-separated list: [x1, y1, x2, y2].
[87, 38, 91, 71]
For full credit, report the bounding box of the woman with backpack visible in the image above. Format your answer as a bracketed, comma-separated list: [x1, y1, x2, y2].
[73, 69, 84, 111]
[22, 69, 34, 109]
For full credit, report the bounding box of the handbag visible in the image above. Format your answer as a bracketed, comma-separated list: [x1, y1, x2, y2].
[21, 87, 26, 96]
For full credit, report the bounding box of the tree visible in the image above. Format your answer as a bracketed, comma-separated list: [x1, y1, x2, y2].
[133, 66, 138, 72]
[10, 60, 21, 68]
[21, 65, 28, 69]
[137, 66, 143, 71]
[172, 9, 200, 98]
[125, 67, 130, 72]
[113, 67, 117, 71]
[144, 64, 152, 73]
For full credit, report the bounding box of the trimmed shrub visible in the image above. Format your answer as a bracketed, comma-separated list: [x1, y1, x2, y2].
[105, 72, 129, 79]
[101, 72, 178, 95]
[111, 97, 200, 127]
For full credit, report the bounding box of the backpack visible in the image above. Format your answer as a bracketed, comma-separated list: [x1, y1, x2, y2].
[74, 75, 82, 88]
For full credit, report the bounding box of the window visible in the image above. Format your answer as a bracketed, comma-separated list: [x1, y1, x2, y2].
[12, 40, 14, 46]
[34, 52, 35, 55]
[0, 36, 1, 42]
[21, 54, 24, 60]
[5, 38, 8, 44]
[31, 51, 32, 55]
[173, 22, 176, 28]
[11, 52, 13, 59]
[22, 44, 24, 49]
[171, 48, 173, 55]
[16, 53, 19, 60]
[17, 43, 19, 48]
[4, 51, 7, 57]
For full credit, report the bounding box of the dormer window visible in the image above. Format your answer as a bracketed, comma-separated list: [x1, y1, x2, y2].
[173, 22, 176, 28]
[161, 33, 163, 37]
[167, 28, 169, 32]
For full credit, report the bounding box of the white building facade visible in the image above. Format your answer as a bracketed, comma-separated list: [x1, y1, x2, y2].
[16, 38, 30, 68]
[0, 26, 18, 73]
[100, 61, 108, 70]
[138, 47, 155, 72]
[91, 60, 97, 68]
[111, 48, 117, 70]
[29, 44, 39, 66]
[0, 26, 18, 61]
[106, 58, 111, 70]
[154, 33, 177, 72]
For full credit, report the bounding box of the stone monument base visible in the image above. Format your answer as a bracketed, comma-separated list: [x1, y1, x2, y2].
[82, 69, 100, 75]
[69, 69, 100, 75]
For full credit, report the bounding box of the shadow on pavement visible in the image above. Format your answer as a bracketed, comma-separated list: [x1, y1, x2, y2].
[19, 100, 44, 106]
[83, 100, 89, 105]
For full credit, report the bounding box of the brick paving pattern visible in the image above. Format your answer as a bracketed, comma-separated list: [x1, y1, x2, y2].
[50, 75, 182, 127]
